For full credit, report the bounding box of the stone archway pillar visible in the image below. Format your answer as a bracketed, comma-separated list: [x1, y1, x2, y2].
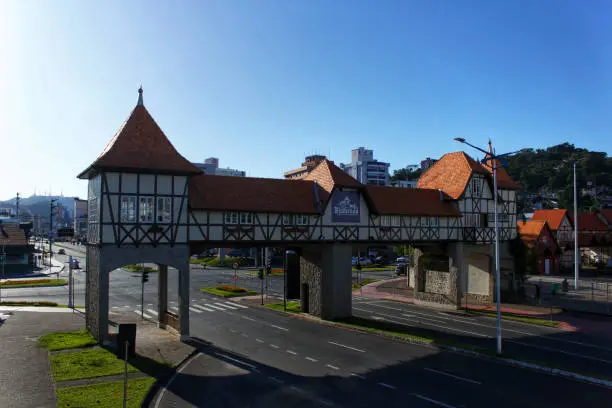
[178, 263, 190, 340]
[85, 245, 110, 343]
[157, 264, 168, 328]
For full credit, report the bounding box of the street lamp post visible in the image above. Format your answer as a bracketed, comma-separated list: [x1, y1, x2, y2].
[573, 162, 579, 290]
[454, 137, 522, 355]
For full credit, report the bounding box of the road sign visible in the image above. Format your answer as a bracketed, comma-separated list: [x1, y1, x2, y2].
[232, 262, 239, 270]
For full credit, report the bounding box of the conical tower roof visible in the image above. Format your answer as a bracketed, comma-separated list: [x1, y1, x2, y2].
[78, 88, 201, 179]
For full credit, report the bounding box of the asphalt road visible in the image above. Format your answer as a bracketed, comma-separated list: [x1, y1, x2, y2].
[352, 297, 612, 379]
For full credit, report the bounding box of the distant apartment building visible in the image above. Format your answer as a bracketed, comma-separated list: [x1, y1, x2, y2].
[340, 147, 390, 186]
[73, 198, 88, 239]
[284, 155, 327, 180]
[420, 157, 438, 170]
[192, 157, 246, 177]
[391, 180, 418, 188]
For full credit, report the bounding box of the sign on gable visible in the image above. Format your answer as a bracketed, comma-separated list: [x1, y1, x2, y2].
[331, 191, 360, 223]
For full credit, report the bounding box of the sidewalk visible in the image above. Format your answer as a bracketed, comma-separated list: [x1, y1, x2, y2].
[0, 258, 64, 283]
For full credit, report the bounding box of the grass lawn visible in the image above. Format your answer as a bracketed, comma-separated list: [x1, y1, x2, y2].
[200, 286, 258, 298]
[0, 278, 66, 288]
[265, 301, 302, 313]
[246, 270, 285, 276]
[470, 310, 561, 328]
[40, 329, 97, 351]
[334, 316, 433, 343]
[123, 265, 157, 273]
[50, 348, 138, 381]
[351, 279, 380, 290]
[56, 377, 155, 408]
[353, 267, 394, 272]
[0, 300, 84, 308]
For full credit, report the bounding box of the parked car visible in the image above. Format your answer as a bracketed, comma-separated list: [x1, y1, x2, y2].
[58, 249, 66, 255]
[395, 263, 408, 276]
[396, 255, 410, 264]
[352, 257, 372, 266]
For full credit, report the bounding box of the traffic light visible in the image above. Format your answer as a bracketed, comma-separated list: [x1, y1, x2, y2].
[266, 265, 272, 275]
[142, 270, 149, 284]
[257, 268, 264, 280]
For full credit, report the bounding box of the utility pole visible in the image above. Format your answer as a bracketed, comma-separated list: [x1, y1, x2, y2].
[574, 163, 579, 290]
[49, 199, 57, 268]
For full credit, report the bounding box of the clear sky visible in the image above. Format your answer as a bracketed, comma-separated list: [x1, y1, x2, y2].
[1, 0, 611, 201]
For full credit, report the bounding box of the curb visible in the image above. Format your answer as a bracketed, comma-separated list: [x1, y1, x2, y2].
[255, 301, 612, 390]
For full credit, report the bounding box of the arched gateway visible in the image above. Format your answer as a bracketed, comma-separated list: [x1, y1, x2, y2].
[79, 89, 520, 342]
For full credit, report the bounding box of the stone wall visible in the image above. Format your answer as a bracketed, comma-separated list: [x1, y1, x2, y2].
[85, 245, 100, 339]
[425, 270, 450, 294]
[300, 251, 322, 317]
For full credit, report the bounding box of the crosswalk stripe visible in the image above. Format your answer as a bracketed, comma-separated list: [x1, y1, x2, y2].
[216, 302, 238, 310]
[189, 306, 203, 314]
[225, 301, 248, 309]
[192, 304, 216, 312]
[169, 306, 179, 312]
[205, 304, 228, 311]
[135, 310, 154, 320]
[146, 309, 158, 316]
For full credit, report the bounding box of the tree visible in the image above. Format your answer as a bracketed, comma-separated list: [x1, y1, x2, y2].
[391, 167, 423, 182]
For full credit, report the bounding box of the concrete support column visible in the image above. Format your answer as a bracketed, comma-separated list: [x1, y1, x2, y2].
[448, 242, 464, 309]
[300, 244, 352, 320]
[157, 264, 168, 328]
[178, 263, 190, 340]
[85, 245, 109, 343]
[410, 247, 424, 290]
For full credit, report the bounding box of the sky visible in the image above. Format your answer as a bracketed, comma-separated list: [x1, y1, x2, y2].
[1, 0, 612, 201]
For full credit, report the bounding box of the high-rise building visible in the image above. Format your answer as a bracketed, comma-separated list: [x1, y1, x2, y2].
[73, 198, 88, 239]
[192, 157, 246, 177]
[420, 157, 438, 170]
[340, 147, 390, 186]
[284, 155, 327, 180]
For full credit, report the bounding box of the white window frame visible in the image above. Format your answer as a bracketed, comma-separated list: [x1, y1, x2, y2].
[239, 212, 253, 224]
[156, 197, 171, 224]
[381, 215, 391, 226]
[139, 196, 154, 223]
[283, 214, 308, 226]
[225, 212, 239, 224]
[472, 179, 482, 197]
[429, 217, 439, 227]
[120, 196, 137, 222]
[88, 198, 98, 223]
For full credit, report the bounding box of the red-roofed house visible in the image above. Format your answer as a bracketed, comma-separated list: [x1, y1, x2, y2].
[531, 209, 575, 269]
[517, 220, 560, 275]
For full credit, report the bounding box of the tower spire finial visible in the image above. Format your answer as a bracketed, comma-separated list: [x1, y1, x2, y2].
[137, 85, 143, 106]
[487, 138, 493, 154]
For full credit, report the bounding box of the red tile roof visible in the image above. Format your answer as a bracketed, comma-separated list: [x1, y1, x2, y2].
[517, 220, 546, 243]
[78, 95, 201, 179]
[365, 186, 460, 216]
[531, 209, 569, 231]
[416, 152, 489, 199]
[568, 212, 608, 232]
[482, 154, 520, 190]
[303, 159, 362, 192]
[0, 224, 28, 246]
[189, 174, 326, 214]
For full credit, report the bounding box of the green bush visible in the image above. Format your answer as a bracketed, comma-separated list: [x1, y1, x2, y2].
[0, 300, 58, 307]
[124, 265, 156, 273]
[216, 285, 247, 293]
[205, 256, 248, 267]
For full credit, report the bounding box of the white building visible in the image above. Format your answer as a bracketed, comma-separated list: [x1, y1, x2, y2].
[192, 157, 246, 177]
[391, 180, 418, 188]
[340, 147, 390, 186]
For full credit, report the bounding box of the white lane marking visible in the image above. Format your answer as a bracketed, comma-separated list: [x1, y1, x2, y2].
[305, 357, 318, 362]
[205, 304, 228, 311]
[270, 324, 289, 332]
[270, 344, 280, 349]
[215, 353, 256, 369]
[241, 315, 256, 322]
[378, 382, 396, 389]
[287, 350, 298, 355]
[146, 309, 158, 316]
[326, 364, 340, 370]
[154, 352, 202, 408]
[412, 393, 457, 408]
[135, 310, 154, 320]
[193, 304, 216, 312]
[350, 373, 366, 379]
[241, 333, 249, 338]
[229, 328, 237, 333]
[255, 338, 265, 343]
[508, 339, 612, 364]
[328, 341, 365, 353]
[424, 368, 482, 385]
[289, 385, 305, 394]
[215, 302, 238, 310]
[225, 301, 249, 309]
[169, 306, 179, 312]
[188, 306, 203, 314]
[353, 307, 490, 339]
[317, 398, 333, 406]
[269, 376, 284, 384]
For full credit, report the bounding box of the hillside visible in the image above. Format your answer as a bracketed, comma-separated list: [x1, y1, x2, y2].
[504, 143, 612, 212]
[0, 195, 75, 223]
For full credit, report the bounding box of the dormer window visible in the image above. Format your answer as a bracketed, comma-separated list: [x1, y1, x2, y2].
[472, 179, 482, 197]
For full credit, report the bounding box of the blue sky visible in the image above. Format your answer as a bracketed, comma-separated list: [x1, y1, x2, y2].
[1, 0, 612, 200]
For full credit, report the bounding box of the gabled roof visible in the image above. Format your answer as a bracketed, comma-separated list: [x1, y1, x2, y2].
[531, 209, 569, 231]
[365, 186, 460, 217]
[482, 154, 520, 190]
[78, 89, 201, 179]
[0, 224, 28, 246]
[416, 151, 489, 199]
[568, 212, 609, 232]
[303, 159, 362, 192]
[189, 174, 327, 214]
[517, 219, 547, 243]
